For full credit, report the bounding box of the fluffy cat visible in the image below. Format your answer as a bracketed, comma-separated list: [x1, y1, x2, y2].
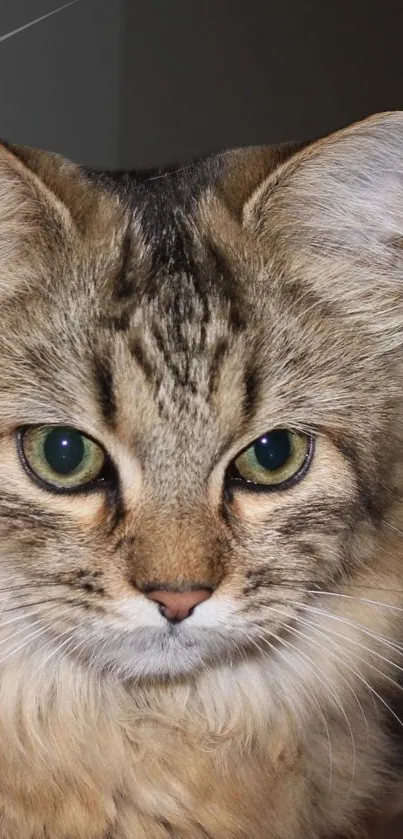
[0, 111, 401, 838]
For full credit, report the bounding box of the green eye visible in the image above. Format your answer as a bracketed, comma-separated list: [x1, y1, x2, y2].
[19, 426, 106, 492]
[228, 429, 313, 490]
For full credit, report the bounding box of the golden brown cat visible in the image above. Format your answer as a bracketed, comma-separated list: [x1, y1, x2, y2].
[0, 112, 401, 838]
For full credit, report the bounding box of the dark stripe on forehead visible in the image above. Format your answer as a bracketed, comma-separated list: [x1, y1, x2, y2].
[113, 229, 134, 301]
[93, 356, 116, 427]
[130, 337, 155, 383]
[89, 160, 249, 339]
[110, 177, 246, 331]
[101, 311, 131, 332]
[208, 338, 229, 397]
[243, 366, 260, 421]
[205, 243, 246, 333]
[132, 244, 244, 392]
[146, 211, 199, 277]
[114, 159, 222, 279]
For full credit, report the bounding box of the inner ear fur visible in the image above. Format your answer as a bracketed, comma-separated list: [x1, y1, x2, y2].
[243, 111, 403, 354]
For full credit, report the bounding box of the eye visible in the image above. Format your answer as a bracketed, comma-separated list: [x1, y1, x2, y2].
[226, 429, 313, 491]
[18, 426, 107, 492]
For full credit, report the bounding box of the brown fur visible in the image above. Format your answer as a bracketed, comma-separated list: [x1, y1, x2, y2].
[0, 113, 401, 837]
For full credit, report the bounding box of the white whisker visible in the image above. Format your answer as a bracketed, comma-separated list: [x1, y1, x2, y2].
[268, 604, 371, 733]
[304, 589, 403, 614]
[259, 621, 356, 794]
[0, 597, 67, 617]
[272, 626, 358, 797]
[383, 521, 403, 539]
[0, 604, 77, 664]
[255, 632, 333, 792]
[292, 600, 403, 657]
[0, 602, 70, 649]
[145, 150, 234, 182]
[37, 614, 90, 671]
[280, 614, 403, 734]
[0, 581, 58, 594]
[0, 600, 66, 632]
[0, 0, 81, 45]
[294, 604, 403, 679]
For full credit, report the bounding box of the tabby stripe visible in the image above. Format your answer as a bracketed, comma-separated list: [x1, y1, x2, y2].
[94, 356, 116, 426]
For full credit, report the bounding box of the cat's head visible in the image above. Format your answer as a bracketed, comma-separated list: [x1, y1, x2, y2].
[0, 112, 402, 682]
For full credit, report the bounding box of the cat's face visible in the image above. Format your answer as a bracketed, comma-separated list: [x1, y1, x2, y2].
[0, 114, 401, 681]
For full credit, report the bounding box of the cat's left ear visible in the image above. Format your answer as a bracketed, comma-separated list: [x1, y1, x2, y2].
[244, 111, 403, 351]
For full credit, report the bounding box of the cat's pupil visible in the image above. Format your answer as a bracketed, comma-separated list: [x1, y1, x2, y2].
[254, 430, 291, 471]
[43, 428, 84, 475]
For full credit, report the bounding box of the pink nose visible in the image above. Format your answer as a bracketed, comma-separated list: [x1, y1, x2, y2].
[144, 588, 212, 622]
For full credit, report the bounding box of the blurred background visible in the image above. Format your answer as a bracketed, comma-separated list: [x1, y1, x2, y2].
[0, 0, 402, 169]
[0, 1, 402, 834]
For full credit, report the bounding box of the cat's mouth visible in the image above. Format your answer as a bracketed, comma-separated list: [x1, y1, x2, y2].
[77, 624, 240, 680]
[28, 591, 300, 681]
[65, 608, 298, 683]
[55, 600, 264, 681]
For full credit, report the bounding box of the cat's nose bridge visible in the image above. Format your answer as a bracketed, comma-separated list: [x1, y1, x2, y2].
[124, 508, 226, 592]
[143, 587, 212, 622]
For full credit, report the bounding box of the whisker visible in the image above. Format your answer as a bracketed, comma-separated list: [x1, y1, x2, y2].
[300, 597, 403, 663]
[279, 615, 403, 734]
[267, 605, 370, 735]
[261, 623, 356, 784]
[314, 631, 403, 730]
[291, 613, 379, 725]
[268, 627, 359, 798]
[37, 614, 91, 671]
[0, 604, 78, 662]
[335, 583, 403, 594]
[0, 597, 71, 616]
[0, 599, 70, 632]
[383, 521, 403, 539]
[0, 0, 81, 45]
[144, 150, 234, 182]
[253, 631, 333, 792]
[303, 589, 403, 614]
[266, 581, 403, 596]
[289, 600, 403, 657]
[0, 581, 65, 594]
[0, 591, 67, 608]
[293, 604, 403, 677]
[283, 609, 391, 723]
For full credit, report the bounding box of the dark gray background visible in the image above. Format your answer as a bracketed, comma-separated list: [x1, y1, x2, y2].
[0, 0, 402, 169]
[120, 0, 403, 167]
[0, 0, 121, 167]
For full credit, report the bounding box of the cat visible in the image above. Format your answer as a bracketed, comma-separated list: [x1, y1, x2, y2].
[0, 110, 401, 839]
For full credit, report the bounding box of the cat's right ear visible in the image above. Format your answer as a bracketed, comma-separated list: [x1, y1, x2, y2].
[0, 141, 119, 300]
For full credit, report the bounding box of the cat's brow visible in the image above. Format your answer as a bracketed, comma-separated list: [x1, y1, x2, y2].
[0, 0, 81, 45]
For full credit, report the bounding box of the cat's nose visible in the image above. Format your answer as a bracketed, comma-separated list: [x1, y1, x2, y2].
[144, 588, 212, 622]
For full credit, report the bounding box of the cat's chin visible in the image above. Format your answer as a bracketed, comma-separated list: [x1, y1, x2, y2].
[55, 593, 256, 682]
[70, 623, 253, 682]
